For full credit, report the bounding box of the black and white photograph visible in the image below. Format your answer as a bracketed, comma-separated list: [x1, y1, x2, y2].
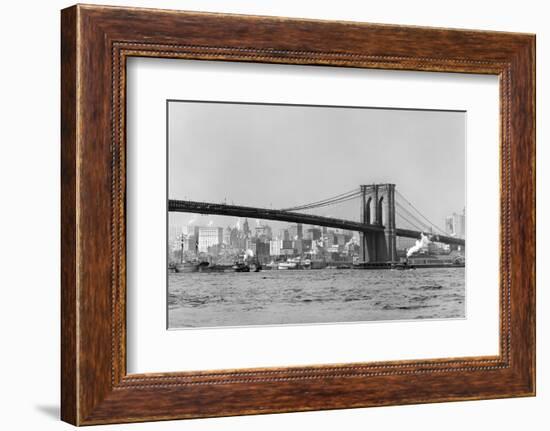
[167, 101, 466, 329]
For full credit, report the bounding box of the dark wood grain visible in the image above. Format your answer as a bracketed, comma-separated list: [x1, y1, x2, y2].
[60, 5, 77, 425]
[61, 4, 535, 425]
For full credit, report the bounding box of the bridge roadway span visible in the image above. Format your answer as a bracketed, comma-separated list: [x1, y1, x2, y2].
[169, 200, 465, 247]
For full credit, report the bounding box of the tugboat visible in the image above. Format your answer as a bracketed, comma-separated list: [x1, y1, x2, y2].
[395, 259, 417, 270]
[265, 261, 278, 270]
[197, 261, 226, 273]
[174, 260, 199, 273]
[309, 258, 328, 269]
[278, 259, 297, 270]
[232, 261, 250, 272]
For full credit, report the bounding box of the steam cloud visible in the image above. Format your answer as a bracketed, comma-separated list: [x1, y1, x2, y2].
[243, 248, 254, 261]
[406, 233, 431, 257]
[345, 237, 357, 249]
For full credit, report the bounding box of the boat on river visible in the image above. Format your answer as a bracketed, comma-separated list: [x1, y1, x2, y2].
[232, 262, 250, 272]
[197, 262, 228, 273]
[277, 261, 296, 270]
[278, 257, 303, 270]
[174, 261, 199, 273]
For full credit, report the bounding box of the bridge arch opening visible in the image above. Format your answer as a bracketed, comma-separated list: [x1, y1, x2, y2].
[365, 197, 372, 224]
[378, 196, 384, 225]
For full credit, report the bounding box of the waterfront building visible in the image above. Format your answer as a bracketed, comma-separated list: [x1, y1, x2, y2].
[281, 239, 294, 255]
[173, 226, 200, 253]
[326, 232, 340, 246]
[185, 234, 198, 254]
[169, 225, 193, 252]
[182, 225, 199, 237]
[236, 236, 247, 251]
[256, 242, 270, 263]
[397, 237, 417, 251]
[345, 240, 360, 256]
[337, 233, 352, 246]
[288, 223, 303, 240]
[445, 216, 454, 235]
[255, 224, 272, 241]
[428, 242, 451, 254]
[294, 239, 312, 255]
[168, 225, 183, 244]
[243, 218, 250, 236]
[445, 209, 466, 239]
[223, 226, 232, 245]
[327, 244, 340, 253]
[245, 236, 257, 254]
[306, 227, 321, 241]
[228, 227, 241, 249]
[198, 227, 223, 253]
[269, 239, 282, 256]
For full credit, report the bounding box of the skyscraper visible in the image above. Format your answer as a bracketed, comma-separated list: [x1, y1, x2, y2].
[198, 227, 223, 253]
[445, 209, 466, 239]
[255, 224, 272, 240]
[289, 223, 303, 240]
[243, 218, 250, 237]
[269, 239, 282, 256]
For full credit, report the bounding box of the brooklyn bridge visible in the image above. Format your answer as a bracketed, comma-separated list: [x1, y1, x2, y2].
[168, 183, 465, 263]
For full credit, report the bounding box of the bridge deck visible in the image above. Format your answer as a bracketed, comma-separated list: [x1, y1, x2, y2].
[168, 199, 465, 246]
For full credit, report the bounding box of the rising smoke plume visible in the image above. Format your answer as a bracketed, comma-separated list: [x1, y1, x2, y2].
[406, 233, 431, 257]
[243, 248, 254, 261]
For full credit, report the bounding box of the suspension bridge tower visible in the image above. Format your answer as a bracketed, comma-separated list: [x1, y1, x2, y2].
[359, 184, 397, 263]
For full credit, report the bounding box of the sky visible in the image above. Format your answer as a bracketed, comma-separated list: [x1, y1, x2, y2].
[168, 101, 465, 234]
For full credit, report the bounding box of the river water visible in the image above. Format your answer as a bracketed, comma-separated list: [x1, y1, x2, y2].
[168, 268, 465, 328]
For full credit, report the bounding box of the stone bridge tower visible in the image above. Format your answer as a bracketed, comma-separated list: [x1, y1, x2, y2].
[359, 184, 397, 263]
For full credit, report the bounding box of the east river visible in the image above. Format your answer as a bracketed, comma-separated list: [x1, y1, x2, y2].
[168, 268, 465, 328]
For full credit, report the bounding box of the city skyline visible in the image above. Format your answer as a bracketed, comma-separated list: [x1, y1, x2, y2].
[168, 210, 466, 251]
[168, 215, 457, 265]
[168, 207, 465, 244]
[169, 217, 365, 266]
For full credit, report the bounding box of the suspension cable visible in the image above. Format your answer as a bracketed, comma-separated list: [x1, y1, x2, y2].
[282, 188, 360, 211]
[396, 212, 425, 232]
[395, 190, 447, 234]
[285, 193, 361, 212]
[395, 202, 431, 231]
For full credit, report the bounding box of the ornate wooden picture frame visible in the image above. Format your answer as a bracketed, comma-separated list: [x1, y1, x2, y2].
[61, 4, 535, 425]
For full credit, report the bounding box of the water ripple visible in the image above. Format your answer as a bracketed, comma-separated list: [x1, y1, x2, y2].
[168, 268, 465, 328]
